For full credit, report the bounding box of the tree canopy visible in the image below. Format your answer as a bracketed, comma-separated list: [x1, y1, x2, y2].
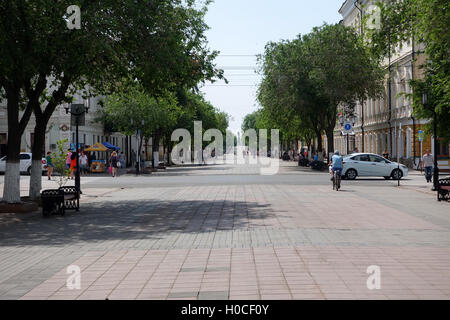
[0, 0, 224, 202]
[256, 23, 384, 154]
[367, 0, 450, 142]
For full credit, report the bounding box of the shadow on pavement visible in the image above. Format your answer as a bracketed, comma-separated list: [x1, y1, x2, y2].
[0, 199, 275, 247]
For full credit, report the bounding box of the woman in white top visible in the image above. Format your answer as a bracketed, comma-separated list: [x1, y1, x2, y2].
[79, 152, 88, 175]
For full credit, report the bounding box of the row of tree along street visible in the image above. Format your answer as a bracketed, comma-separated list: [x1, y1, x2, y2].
[0, 1, 227, 203]
[243, 0, 448, 160]
[101, 81, 230, 168]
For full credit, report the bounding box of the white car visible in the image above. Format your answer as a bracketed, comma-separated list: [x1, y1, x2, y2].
[337, 153, 408, 180]
[0, 152, 48, 175]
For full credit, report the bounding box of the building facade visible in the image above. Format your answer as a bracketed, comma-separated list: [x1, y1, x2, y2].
[330, 0, 449, 172]
[0, 93, 155, 167]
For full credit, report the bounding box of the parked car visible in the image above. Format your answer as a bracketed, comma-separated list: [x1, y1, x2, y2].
[334, 153, 408, 180]
[0, 152, 48, 175]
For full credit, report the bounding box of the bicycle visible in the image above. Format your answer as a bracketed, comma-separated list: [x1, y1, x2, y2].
[332, 169, 342, 191]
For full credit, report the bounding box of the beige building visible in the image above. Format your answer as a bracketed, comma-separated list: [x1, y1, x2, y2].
[0, 93, 138, 166]
[329, 0, 450, 171]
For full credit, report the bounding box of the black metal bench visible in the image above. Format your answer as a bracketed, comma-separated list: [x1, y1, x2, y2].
[437, 176, 450, 202]
[59, 186, 80, 211]
[41, 189, 65, 216]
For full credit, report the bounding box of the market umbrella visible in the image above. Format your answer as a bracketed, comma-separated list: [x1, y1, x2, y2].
[84, 142, 108, 152]
[102, 141, 120, 151]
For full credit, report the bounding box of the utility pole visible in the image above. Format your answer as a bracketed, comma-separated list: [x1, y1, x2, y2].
[65, 102, 89, 194]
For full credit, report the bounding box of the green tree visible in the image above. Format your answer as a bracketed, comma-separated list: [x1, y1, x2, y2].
[367, 0, 450, 142]
[0, 0, 223, 202]
[257, 24, 384, 155]
[102, 80, 180, 168]
[52, 139, 70, 188]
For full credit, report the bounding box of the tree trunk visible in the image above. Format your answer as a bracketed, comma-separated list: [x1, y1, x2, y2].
[139, 135, 144, 167]
[27, 75, 62, 200]
[166, 136, 172, 165]
[29, 119, 46, 200]
[315, 131, 323, 152]
[152, 134, 160, 168]
[2, 84, 32, 203]
[3, 98, 21, 203]
[326, 127, 335, 156]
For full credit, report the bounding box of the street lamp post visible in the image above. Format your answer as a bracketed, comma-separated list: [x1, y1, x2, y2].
[422, 92, 439, 190]
[65, 101, 89, 193]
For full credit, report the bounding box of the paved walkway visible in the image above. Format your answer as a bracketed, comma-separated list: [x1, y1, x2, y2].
[0, 161, 449, 300]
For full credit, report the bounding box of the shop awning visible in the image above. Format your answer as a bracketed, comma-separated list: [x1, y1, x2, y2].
[102, 142, 120, 151]
[83, 142, 108, 152]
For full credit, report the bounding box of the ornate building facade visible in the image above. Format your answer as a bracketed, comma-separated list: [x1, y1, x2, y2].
[329, 0, 449, 171]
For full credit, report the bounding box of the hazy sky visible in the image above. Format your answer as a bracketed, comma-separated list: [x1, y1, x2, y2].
[199, 0, 343, 134]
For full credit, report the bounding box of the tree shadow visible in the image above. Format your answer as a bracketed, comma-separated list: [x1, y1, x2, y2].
[0, 198, 277, 247]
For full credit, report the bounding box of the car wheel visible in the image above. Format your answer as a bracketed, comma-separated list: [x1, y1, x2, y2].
[384, 176, 391, 180]
[391, 169, 403, 180]
[27, 167, 31, 175]
[345, 169, 357, 180]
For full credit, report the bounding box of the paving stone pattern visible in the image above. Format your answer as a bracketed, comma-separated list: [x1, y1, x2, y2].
[0, 162, 449, 300]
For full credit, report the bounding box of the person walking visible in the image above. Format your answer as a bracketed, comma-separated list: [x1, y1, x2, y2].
[110, 151, 119, 177]
[69, 151, 77, 179]
[79, 152, 88, 176]
[66, 149, 72, 170]
[119, 152, 125, 169]
[422, 149, 434, 183]
[46, 151, 53, 180]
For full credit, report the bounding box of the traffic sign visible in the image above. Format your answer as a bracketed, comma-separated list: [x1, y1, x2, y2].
[343, 121, 352, 133]
[418, 130, 423, 142]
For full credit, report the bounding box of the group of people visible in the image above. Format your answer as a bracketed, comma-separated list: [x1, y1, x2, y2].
[44, 148, 130, 180]
[44, 149, 90, 180]
[65, 150, 90, 179]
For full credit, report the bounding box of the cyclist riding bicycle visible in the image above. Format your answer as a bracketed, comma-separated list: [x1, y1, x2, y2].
[329, 150, 343, 181]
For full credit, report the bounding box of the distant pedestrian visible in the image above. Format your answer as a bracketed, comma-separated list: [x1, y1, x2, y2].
[69, 152, 77, 179]
[119, 151, 125, 168]
[46, 151, 53, 180]
[382, 150, 389, 160]
[353, 147, 359, 153]
[66, 149, 72, 170]
[422, 149, 434, 183]
[110, 151, 119, 177]
[79, 152, 88, 175]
